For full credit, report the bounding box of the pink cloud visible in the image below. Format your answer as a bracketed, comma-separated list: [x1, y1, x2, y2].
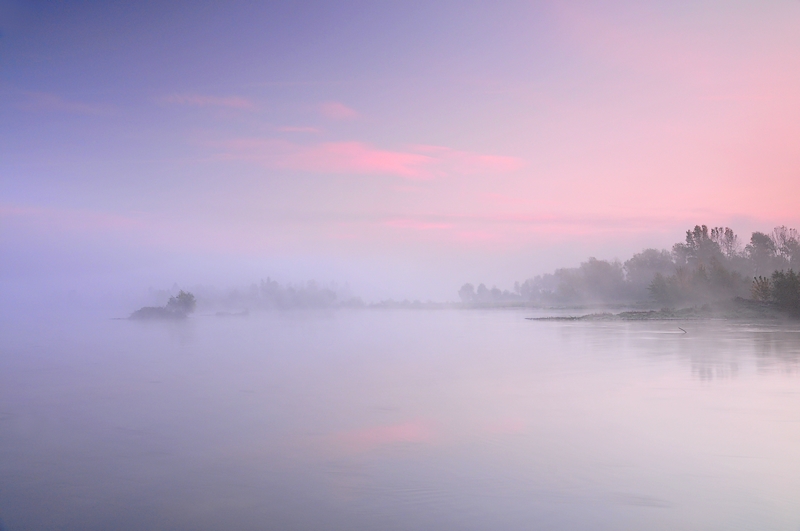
[320, 101, 360, 120]
[162, 93, 256, 110]
[221, 139, 434, 178]
[218, 139, 524, 179]
[335, 421, 433, 452]
[411, 144, 525, 174]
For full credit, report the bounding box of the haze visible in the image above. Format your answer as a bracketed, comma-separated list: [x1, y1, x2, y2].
[4, 4, 800, 530]
[3, 1, 800, 306]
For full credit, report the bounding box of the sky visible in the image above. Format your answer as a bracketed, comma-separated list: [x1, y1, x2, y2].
[2, 1, 800, 303]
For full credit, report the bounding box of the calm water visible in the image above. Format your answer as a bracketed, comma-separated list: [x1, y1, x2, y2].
[1, 309, 800, 530]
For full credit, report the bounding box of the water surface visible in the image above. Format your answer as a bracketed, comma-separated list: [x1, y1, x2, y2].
[1, 309, 799, 530]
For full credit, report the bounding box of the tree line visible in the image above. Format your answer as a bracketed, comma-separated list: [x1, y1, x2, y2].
[130, 279, 365, 318]
[183, 278, 364, 311]
[459, 225, 800, 311]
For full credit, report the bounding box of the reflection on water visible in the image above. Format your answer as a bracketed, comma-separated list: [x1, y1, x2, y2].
[1, 309, 799, 530]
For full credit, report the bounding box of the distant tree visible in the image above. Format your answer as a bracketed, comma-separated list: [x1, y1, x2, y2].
[710, 227, 740, 259]
[458, 283, 476, 303]
[772, 226, 800, 269]
[673, 225, 723, 268]
[461, 222, 798, 308]
[580, 258, 626, 300]
[166, 290, 197, 315]
[708, 259, 747, 298]
[624, 249, 675, 297]
[534, 258, 628, 303]
[131, 290, 197, 320]
[514, 274, 559, 302]
[648, 273, 674, 305]
[770, 270, 800, 311]
[745, 232, 778, 275]
[476, 283, 490, 302]
[647, 257, 747, 305]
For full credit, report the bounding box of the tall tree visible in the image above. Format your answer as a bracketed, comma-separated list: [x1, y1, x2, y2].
[673, 225, 723, 267]
[745, 232, 778, 275]
[772, 226, 800, 268]
[710, 227, 740, 259]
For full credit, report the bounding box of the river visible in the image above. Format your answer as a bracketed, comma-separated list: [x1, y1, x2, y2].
[1, 308, 799, 530]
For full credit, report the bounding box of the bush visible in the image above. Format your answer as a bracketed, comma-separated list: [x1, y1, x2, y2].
[771, 270, 800, 311]
[749, 270, 800, 312]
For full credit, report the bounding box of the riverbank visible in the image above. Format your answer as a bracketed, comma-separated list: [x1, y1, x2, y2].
[527, 298, 797, 322]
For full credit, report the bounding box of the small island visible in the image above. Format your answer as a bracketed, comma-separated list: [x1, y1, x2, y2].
[130, 291, 197, 320]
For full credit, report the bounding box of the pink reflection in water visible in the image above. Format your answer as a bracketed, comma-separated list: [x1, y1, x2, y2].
[334, 421, 434, 452]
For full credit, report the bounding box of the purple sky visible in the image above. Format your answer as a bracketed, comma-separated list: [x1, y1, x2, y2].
[2, 1, 800, 301]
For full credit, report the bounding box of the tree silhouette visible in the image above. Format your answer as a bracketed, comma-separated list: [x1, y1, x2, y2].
[166, 291, 197, 315]
[130, 290, 197, 319]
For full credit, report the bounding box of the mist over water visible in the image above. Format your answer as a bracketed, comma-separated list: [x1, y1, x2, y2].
[5, 2, 800, 529]
[2, 308, 799, 530]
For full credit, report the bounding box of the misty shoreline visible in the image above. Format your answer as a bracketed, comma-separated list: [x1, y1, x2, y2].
[526, 298, 796, 322]
[122, 224, 799, 321]
[460, 224, 800, 316]
[120, 297, 798, 323]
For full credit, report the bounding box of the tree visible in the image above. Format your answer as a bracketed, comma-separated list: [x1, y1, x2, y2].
[772, 226, 800, 268]
[770, 270, 800, 311]
[673, 225, 723, 267]
[458, 283, 476, 302]
[462, 222, 798, 308]
[579, 257, 626, 301]
[130, 290, 197, 319]
[648, 273, 674, 305]
[710, 226, 740, 259]
[166, 290, 197, 315]
[476, 283, 490, 302]
[624, 249, 675, 297]
[745, 232, 777, 275]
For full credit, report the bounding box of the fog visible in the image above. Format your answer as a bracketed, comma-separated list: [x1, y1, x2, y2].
[461, 224, 800, 310]
[5, 218, 797, 319]
[3, 216, 800, 529]
[4, 2, 800, 529]
[0, 220, 651, 314]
